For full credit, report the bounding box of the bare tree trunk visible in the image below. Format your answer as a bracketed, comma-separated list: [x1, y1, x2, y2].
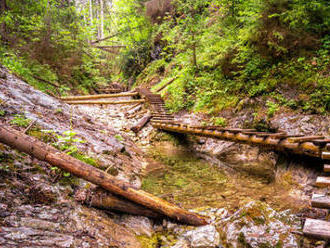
[0, 0, 8, 43]
[76, 187, 162, 218]
[192, 32, 197, 69]
[89, 0, 93, 26]
[0, 124, 208, 226]
[100, 0, 104, 39]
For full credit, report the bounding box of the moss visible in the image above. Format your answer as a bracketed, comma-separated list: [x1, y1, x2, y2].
[237, 232, 252, 248]
[141, 145, 227, 208]
[72, 153, 100, 168]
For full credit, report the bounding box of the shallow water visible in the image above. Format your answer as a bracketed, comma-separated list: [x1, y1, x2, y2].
[142, 142, 308, 213]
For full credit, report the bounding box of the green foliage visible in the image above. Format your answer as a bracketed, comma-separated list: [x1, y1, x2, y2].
[114, 134, 124, 142]
[130, 0, 329, 114]
[212, 117, 227, 127]
[10, 114, 31, 127]
[0, 0, 110, 94]
[266, 101, 279, 118]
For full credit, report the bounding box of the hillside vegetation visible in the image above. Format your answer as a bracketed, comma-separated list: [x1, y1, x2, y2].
[0, 0, 329, 116]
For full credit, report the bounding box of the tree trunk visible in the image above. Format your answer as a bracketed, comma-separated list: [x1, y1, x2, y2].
[76, 187, 162, 218]
[0, 124, 208, 226]
[131, 114, 152, 133]
[89, 0, 93, 26]
[100, 0, 104, 39]
[0, 0, 8, 43]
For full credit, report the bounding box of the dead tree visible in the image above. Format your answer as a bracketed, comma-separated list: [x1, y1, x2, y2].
[0, 124, 208, 226]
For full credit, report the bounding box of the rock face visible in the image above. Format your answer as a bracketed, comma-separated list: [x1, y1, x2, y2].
[218, 201, 300, 248]
[0, 204, 141, 248]
[183, 225, 220, 248]
[0, 66, 146, 186]
[0, 66, 146, 247]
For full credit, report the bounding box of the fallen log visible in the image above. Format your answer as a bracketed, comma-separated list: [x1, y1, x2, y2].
[60, 92, 138, 101]
[0, 124, 208, 226]
[131, 114, 152, 133]
[155, 77, 177, 93]
[75, 187, 162, 218]
[64, 99, 145, 105]
[125, 104, 142, 117]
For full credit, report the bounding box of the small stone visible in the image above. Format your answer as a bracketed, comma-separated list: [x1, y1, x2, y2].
[183, 225, 220, 248]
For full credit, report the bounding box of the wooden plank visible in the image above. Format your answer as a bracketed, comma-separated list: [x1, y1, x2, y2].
[315, 176, 330, 187]
[64, 99, 145, 105]
[311, 194, 330, 209]
[288, 136, 324, 143]
[322, 152, 330, 160]
[324, 164, 330, 172]
[303, 218, 330, 240]
[312, 139, 330, 146]
[60, 92, 138, 101]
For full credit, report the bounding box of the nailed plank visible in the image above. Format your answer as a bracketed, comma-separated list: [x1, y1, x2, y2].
[315, 176, 330, 187]
[60, 92, 138, 101]
[312, 139, 330, 147]
[311, 194, 330, 209]
[64, 99, 145, 105]
[322, 152, 330, 160]
[287, 136, 324, 143]
[303, 218, 330, 240]
[324, 164, 330, 172]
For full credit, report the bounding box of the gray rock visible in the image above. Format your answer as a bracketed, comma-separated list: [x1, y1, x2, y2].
[183, 225, 220, 248]
[119, 215, 154, 237]
[218, 201, 300, 248]
[170, 238, 191, 248]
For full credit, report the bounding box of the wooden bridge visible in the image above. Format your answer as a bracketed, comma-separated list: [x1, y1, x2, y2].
[61, 88, 330, 240]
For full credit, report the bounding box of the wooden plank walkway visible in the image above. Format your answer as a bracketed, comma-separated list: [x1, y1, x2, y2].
[315, 177, 330, 187]
[303, 219, 330, 240]
[311, 194, 330, 209]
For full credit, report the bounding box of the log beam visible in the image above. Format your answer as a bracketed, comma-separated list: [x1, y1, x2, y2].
[64, 99, 145, 105]
[61, 92, 138, 101]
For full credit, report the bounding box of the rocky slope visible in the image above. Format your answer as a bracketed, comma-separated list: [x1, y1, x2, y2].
[0, 64, 329, 248]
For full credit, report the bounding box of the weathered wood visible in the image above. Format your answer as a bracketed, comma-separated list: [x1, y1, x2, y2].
[315, 176, 330, 187]
[76, 188, 162, 218]
[155, 77, 177, 93]
[287, 136, 324, 143]
[152, 121, 322, 158]
[125, 104, 142, 117]
[311, 194, 330, 209]
[312, 139, 330, 146]
[322, 152, 330, 160]
[0, 124, 209, 226]
[131, 114, 152, 133]
[61, 92, 138, 101]
[303, 218, 330, 240]
[65, 99, 145, 105]
[324, 164, 330, 172]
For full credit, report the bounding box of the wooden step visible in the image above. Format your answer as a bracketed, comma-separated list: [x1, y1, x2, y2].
[322, 152, 330, 160]
[312, 139, 330, 147]
[315, 176, 330, 187]
[287, 136, 324, 143]
[303, 218, 330, 240]
[324, 164, 330, 172]
[311, 194, 330, 209]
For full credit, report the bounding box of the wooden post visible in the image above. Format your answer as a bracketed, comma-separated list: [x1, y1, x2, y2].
[0, 124, 208, 226]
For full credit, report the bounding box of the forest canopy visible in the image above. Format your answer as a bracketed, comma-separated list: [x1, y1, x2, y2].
[0, 0, 329, 114]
